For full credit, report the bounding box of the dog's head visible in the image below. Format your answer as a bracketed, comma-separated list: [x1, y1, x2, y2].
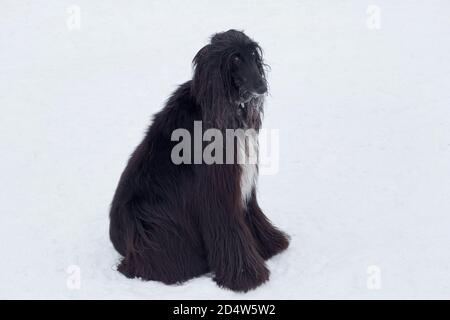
[192, 30, 268, 106]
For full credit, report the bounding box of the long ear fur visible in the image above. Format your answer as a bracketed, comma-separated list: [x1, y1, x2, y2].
[192, 44, 235, 129]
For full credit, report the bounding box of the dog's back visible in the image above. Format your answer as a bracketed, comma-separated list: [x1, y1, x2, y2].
[109, 81, 210, 283]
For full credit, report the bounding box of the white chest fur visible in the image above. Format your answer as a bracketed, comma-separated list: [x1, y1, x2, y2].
[237, 131, 259, 207]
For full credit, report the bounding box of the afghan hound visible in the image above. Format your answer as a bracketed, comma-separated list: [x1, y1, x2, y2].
[109, 30, 289, 292]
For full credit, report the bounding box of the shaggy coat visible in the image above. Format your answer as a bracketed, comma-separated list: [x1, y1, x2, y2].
[109, 30, 289, 292]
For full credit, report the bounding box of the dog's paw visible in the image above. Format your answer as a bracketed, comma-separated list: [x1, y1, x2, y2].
[117, 259, 137, 279]
[259, 229, 290, 260]
[214, 262, 270, 292]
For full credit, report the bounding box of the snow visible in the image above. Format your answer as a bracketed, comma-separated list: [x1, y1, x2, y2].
[1, 0, 450, 299]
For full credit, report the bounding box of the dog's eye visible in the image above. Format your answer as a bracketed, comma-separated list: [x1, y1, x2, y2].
[233, 56, 241, 64]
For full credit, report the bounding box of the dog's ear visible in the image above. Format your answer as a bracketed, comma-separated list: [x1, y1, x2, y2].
[192, 44, 210, 68]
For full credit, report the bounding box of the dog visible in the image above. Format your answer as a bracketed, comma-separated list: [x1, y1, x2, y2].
[109, 30, 289, 292]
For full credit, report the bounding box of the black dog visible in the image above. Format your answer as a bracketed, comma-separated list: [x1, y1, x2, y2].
[109, 30, 289, 292]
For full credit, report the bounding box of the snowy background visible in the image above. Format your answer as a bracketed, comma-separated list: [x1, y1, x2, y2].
[1, 0, 450, 299]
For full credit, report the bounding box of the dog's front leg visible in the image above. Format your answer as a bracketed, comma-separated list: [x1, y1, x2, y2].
[199, 166, 269, 292]
[245, 190, 290, 260]
[203, 209, 269, 292]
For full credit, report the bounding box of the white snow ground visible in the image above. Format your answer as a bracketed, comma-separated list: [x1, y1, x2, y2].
[1, 0, 450, 299]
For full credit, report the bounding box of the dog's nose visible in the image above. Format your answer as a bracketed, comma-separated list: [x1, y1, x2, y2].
[254, 80, 267, 95]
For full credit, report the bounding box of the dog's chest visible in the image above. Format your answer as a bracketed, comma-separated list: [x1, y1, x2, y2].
[237, 132, 259, 207]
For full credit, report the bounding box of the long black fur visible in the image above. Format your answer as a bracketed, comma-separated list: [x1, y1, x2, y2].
[109, 30, 289, 292]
